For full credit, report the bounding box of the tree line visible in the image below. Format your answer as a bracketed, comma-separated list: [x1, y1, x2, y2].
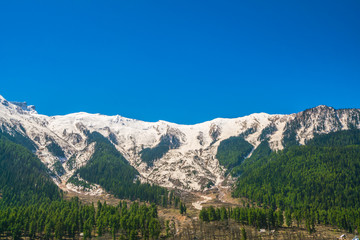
[76, 132, 170, 204]
[0, 197, 162, 240]
[231, 130, 360, 233]
[216, 136, 253, 172]
[0, 134, 62, 206]
[201, 204, 360, 234]
[200, 206, 284, 231]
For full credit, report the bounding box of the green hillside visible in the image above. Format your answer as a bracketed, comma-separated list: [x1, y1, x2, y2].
[77, 132, 168, 204]
[232, 130, 360, 232]
[216, 136, 253, 171]
[0, 133, 61, 206]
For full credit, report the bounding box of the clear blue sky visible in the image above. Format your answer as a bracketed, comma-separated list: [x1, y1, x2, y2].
[1, 1, 359, 124]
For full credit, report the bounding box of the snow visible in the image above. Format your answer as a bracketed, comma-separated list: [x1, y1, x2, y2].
[192, 195, 212, 210]
[66, 181, 105, 196]
[1, 94, 360, 192]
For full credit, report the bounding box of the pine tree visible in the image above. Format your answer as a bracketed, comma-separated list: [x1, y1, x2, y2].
[44, 222, 52, 240]
[285, 209, 292, 227]
[241, 227, 247, 240]
[29, 219, 37, 239]
[180, 202, 187, 215]
[149, 218, 161, 240]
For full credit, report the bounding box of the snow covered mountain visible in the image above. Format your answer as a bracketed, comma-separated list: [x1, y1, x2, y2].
[0, 94, 359, 192]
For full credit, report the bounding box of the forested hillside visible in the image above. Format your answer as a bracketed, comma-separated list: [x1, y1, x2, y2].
[0, 197, 162, 239]
[0, 129, 37, 152]
[76, 132, 169, 204]
[306, 129, 360, 146]
[232, 130, 360, 232]
[0, 130, 170, 239]
[231, 140, 272, 177]
[140, 133, 181, 167]
[0, 133, 61, 206]
[216, 136, 253, 171]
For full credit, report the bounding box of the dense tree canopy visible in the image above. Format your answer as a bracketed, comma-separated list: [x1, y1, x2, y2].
[232, 130, 360, 232]
[0, 134, 61, 206]
[0, 131, 177, 239]
[306, 129, 360, 147]
[0, 197, 162, 239]
[231, 140, 272, 177]
[0, 129, 37, 152]
[140, 134, 180, 167]
[216, 136, 253, 171]
[200, 206, 285, 231]
[77, 132, 169, 204]
[46, 141, 65, 158]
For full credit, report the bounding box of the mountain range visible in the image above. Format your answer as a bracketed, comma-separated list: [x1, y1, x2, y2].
[1, 94, 359, 194]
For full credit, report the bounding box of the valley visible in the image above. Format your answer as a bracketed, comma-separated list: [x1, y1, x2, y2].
[1, 95, 360, 239]
[2, 0, 359, 238]
[62, 184, 356, 240]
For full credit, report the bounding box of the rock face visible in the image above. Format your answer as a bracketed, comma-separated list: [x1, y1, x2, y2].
[282, 105, 360, 147]
[0, 94, 359, 191]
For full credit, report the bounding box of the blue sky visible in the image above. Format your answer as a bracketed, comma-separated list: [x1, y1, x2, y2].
[1, 1, 359, 124]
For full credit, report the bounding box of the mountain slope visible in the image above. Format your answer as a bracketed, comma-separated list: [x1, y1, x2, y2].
[76, 131, 168, 203]
[0, 133, 61, 205]
[0, 94, 359, 192]
[216, 136, 253, 171]
[233, 130, 360, 213]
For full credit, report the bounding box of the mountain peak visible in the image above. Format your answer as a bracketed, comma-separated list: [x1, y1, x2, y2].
[10, 101, 37, 114]
[301, 105, 335, 115]
[0, 93, 360, 192]
[0, 95, 37, 114]
[314, 105, 333, 110]
[0, 95, 10, 108]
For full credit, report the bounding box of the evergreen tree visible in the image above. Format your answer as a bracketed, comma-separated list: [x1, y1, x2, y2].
[285, 209, 292, 227]
[241, 227, 247, 240]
